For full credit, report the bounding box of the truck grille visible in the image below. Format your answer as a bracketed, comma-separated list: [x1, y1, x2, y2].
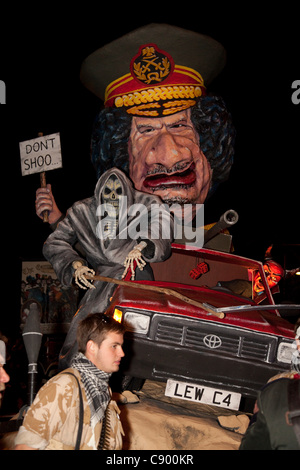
[154, 319, 273, 362]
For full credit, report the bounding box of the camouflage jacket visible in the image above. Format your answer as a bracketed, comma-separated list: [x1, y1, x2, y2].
[15, 368, 101, 450]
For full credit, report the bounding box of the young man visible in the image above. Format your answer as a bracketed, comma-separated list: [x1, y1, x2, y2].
[14, 313, 125, 450]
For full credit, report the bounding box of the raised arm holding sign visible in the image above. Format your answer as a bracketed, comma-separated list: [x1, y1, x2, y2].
[35, 184, 63, 225]
[19, 132, 63, 223]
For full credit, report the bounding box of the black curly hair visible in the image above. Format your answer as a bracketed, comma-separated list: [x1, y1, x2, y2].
[90, 94, 236, 198]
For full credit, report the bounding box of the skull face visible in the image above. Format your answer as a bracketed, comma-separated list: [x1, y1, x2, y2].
[101, 174, 122, 217]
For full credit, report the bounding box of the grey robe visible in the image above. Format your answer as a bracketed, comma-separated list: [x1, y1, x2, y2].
[43, 168, 173, 368]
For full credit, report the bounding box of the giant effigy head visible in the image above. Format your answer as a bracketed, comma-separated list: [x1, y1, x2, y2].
[80, 23, 235, 206]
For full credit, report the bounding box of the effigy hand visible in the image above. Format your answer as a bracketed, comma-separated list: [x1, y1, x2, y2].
[35, 184, 63, 225]
[122, 242, 147, 280]
[72, 261, 96, 290]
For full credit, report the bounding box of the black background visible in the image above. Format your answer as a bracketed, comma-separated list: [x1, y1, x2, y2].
[1, 5, 299, 334]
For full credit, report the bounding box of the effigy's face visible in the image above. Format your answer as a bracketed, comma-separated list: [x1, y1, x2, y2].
[253, 271, 265, 294]
[128, 109, 212, 205]
[101, 174, 122, 217]
[253, 263, 283, 293]
[263, 263, 284, 289]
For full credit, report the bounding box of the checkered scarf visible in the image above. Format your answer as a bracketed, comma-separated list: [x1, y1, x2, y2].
[71, 352, 111, 425]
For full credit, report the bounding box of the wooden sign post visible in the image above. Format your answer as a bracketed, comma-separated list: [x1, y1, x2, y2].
[38, 132, 48, 222]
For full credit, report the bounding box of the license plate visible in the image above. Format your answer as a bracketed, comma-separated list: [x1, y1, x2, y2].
[165, 379, 241, 411]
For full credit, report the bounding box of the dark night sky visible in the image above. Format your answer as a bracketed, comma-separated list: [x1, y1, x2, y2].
[1, 5, 299, 333]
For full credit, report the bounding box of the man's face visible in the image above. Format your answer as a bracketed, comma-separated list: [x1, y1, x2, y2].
[89, 331, 125, 374]
[128, 109, 212, 205]
[0, 364, 10, 408]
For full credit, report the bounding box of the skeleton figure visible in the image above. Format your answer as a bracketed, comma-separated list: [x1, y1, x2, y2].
[43, 168, 173, 368]
[72, 172, 150, 289]
[101, 174, 122, 245]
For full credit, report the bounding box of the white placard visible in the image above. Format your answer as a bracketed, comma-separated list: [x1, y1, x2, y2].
[19, 132, 62, 176]
[165, 379, 241, 410]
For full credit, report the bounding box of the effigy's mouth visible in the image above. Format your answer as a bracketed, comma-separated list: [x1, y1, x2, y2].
[143, 162, 196, 190]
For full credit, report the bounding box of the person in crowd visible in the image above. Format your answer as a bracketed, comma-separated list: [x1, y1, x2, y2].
[0, 333, 10, 410]
[14, 313, 125, 450]
[239, 318, 300, 450]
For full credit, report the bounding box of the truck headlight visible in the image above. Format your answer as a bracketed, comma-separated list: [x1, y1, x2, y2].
[113, 308, 123, 323]
[277, 341, 294, 363]
[124, 311, 150, 334]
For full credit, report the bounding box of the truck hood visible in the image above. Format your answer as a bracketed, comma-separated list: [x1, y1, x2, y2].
[108, 280, 295, 340]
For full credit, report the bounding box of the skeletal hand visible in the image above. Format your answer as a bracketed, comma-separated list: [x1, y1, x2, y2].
[72, 261, 96, 289]
[122, 242, 147, 280]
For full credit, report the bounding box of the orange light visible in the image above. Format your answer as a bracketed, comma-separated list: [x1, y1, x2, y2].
[113, 308, 123, 323]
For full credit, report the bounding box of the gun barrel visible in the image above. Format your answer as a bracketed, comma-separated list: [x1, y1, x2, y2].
[204, 209, 239, 245]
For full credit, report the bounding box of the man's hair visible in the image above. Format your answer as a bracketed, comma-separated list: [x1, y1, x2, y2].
[0, 332, 7, 344]
[90, 94, 236, 198]
[77, 313, 126, 353]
